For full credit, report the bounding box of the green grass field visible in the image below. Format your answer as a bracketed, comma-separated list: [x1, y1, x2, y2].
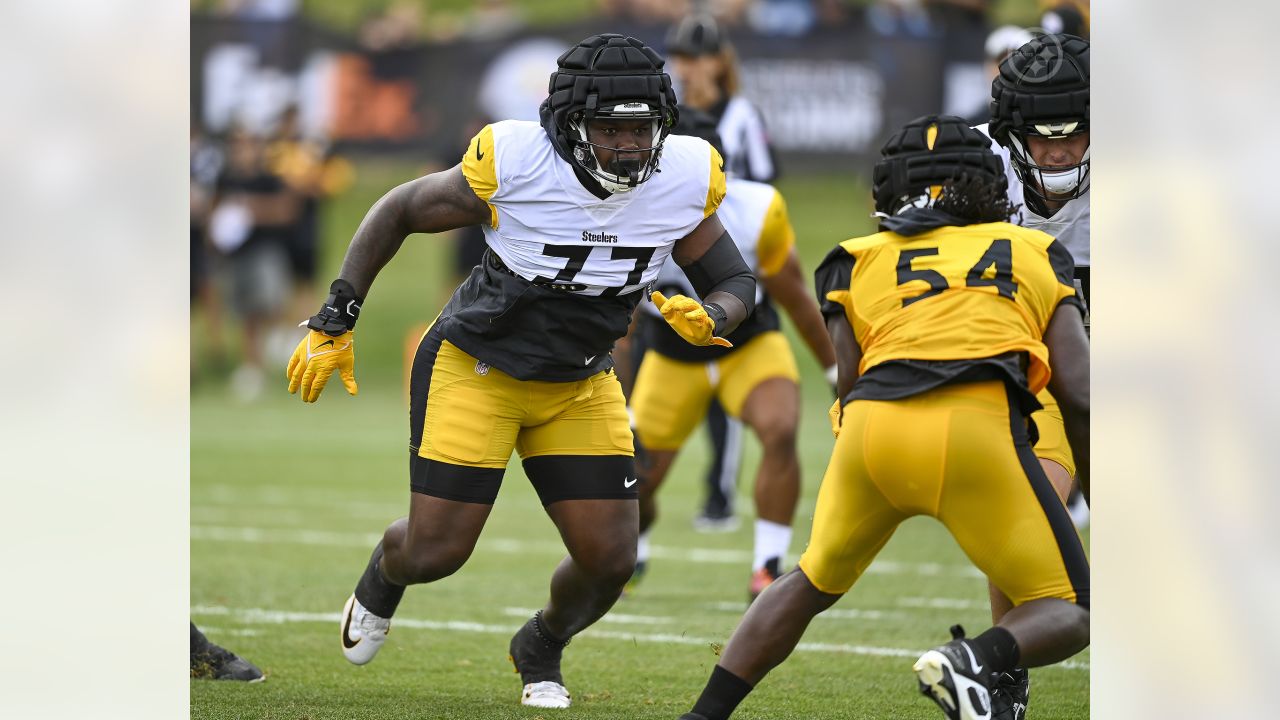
[191, 165, 1089, 718]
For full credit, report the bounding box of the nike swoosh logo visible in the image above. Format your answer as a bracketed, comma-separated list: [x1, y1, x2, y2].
[585, 355, 597, 365]
[316, 339, 335, 349]
[961, 642, 983, 673]
[476, 142, 485, 161]
[623, 477, 638, 488]
[341, 608, 359, 649]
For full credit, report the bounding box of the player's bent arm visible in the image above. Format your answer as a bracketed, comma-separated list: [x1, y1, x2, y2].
[671, 213, 756, 335]
[762, 250, 837, 370]
[338, 164, 491, 296]
[286, 166, 490, 403]
[1044, 303, 1091, 503]
[827, 315, 862, 402]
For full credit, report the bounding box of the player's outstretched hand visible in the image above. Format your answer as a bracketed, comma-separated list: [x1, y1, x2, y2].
[286, 329, 358, 403]
[651, 291, 732, 348]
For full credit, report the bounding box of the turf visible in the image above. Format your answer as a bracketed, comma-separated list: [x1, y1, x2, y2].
[191, 167, 1090, 718]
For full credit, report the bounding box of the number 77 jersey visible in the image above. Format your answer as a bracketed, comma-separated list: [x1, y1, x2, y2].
[814, 220, 1080, 397]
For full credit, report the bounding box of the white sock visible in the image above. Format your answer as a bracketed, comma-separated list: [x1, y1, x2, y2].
[637, 530, 652, 565]
[753, 519, 792, 571]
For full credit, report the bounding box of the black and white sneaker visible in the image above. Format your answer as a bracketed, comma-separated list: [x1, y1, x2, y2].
[913, 625, 994, 720]
[991, 667, 1029, 720]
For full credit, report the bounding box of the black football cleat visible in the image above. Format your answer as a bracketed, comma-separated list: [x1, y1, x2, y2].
[990, 667, 1029, 720]
[913, 625, 994, 720]
[509, 613, 571, 708]
[190, 625, 264, 683]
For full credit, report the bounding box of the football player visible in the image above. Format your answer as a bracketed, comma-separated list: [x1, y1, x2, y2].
[626, 109, 836, 600]
[977, 33, 1090, 718]
[675, 115, 1089, 720]
[285, 34, 757, 709]
[665, 12, 782, 530]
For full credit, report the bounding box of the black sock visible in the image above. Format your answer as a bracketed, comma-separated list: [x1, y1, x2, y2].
[690, 665, 754, 720]
[353, 542, 406, 618]
[971, 626, 1021, 675]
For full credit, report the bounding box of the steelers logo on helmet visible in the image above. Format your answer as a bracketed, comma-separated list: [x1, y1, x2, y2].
[539, 34, 679, 194]
[990, 33, 1090, 209]
[872, 115, 1006, 216]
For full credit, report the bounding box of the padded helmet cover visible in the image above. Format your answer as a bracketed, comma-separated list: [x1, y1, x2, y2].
[873, 114, 1007, 215]
[539, 34, 679, 168]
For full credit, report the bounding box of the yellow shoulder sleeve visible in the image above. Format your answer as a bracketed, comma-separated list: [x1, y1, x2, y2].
[756, 188, 795, 277]
[461, 124, 499, 227]
[703, 145, 727, 218]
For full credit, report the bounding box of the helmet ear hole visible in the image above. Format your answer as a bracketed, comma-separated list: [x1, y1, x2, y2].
[873, 114, 1006, 216]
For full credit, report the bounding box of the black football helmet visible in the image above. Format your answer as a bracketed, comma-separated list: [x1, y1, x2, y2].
[539, 34, 679, 193]
[873, 115, 1007, 216]
[666, 14, 725, 57]
[989, 33, 1090, 210]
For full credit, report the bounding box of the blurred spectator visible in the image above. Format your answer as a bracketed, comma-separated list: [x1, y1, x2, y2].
[216, 0, 298, 20]
[747, 0, 817, 37]
[265, 105, 355, 332]
[1040, 0, 1089, 38]
[210, 127, 299, 401]
[358, 1, 424, 51]
[867, 0, 933, 38]
[985, 25, 1034, 82]
[666, 13, 778, 182]
[191, 124, 227, 380]
[463, 0, 526, 41]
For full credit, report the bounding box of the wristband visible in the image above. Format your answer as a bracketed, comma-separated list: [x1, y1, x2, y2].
[307, 279, 364, 336]
[702, 302, 728, 337]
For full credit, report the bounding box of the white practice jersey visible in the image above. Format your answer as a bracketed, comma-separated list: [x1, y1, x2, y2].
[462, 120, 726, 297]
[645, 177, 786, 318]
[975, 123, 1089, 268]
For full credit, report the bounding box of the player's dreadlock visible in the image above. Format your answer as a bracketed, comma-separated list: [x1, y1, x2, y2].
[932, 173, 1021, 224]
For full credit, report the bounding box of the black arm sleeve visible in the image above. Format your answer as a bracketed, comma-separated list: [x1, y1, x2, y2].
[679, 231, 756, 317]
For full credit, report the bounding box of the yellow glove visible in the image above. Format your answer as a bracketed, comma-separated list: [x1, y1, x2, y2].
[650, 291, 733, 348]
[286, 329, 358, 403]
[828, 399, 843, 438]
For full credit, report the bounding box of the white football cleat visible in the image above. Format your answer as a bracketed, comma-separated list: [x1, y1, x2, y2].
[521, 680, 571, 708]
[340, 594, 390, 665]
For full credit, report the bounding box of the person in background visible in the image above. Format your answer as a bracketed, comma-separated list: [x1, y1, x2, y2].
[211, 127, 299, 401]
[266, 105, 355, 328]
[665, 11, 780, 531]
[191, 124, 227, 381]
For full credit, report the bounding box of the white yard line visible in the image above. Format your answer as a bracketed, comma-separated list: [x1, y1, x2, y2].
[191, 525, 983, 578]
[189, 605, 1087, 671]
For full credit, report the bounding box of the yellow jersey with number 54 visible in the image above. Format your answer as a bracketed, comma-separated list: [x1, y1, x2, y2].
[815, 221, 1077, 396]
